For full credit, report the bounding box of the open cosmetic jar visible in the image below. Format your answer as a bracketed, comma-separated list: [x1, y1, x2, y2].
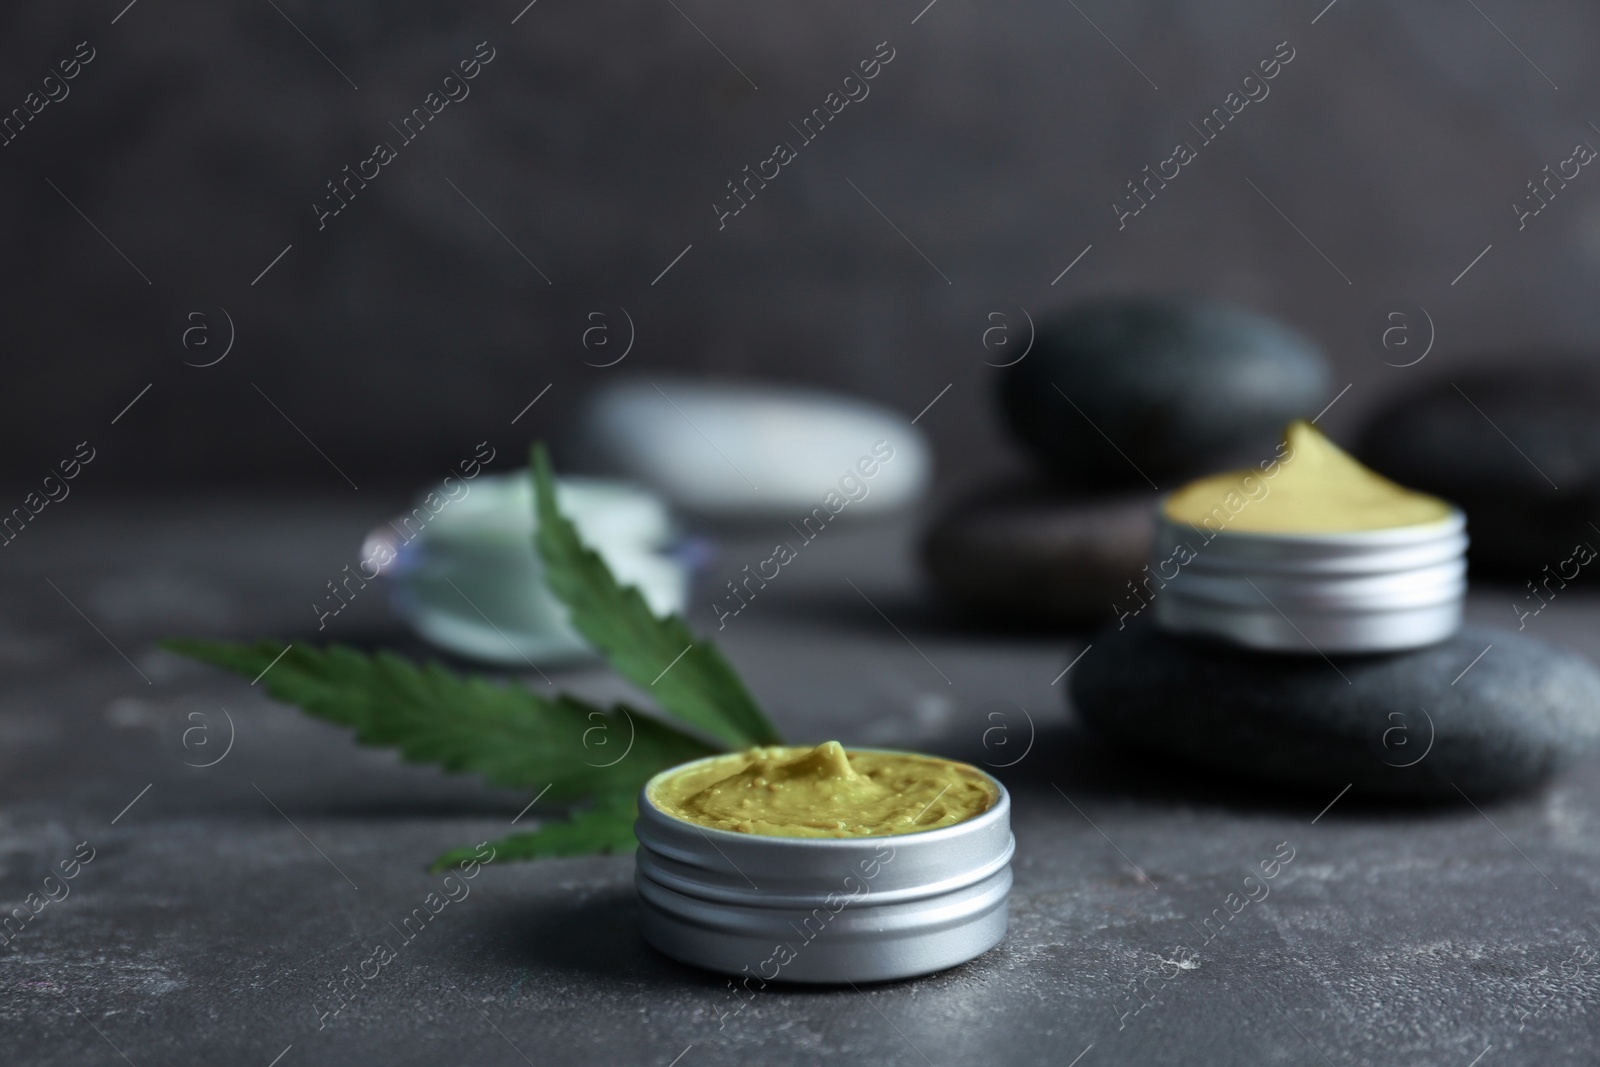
[362, 472, 687, 665]
[1150, 508, 1467, 654]
[633, 748, 1013, 984]
[1148, 420, 1467, 654]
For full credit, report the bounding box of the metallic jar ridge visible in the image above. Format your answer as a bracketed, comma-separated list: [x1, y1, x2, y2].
[634, 754, 1014, 984]
[1151, 507, 1468, 654]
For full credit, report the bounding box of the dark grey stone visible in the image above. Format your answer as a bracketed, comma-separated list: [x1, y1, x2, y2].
[1358, 362, 1600, 577]
[1071, 622, 1600, 797]
[999, 299, 1329, 488]
[921, 481, 1156, 627]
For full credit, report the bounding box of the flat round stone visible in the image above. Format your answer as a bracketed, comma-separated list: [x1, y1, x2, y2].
[575, 379, 931, 520]
[1358, 362, 1600, 576]
[921, 482, 1155, 626]
[1070, 622, 1600, 797]
[1001, 298, 1329, 488]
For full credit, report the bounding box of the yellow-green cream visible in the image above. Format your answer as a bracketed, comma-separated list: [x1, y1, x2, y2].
[1163, 420, 1453, 534]
[649, 742, 997, 838]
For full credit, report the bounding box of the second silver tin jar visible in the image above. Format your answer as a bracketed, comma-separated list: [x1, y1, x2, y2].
[634, 752, 1013, 984]
[1151, 507, 1468, 654]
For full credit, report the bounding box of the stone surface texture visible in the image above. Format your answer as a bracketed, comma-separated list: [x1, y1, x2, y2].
[921, 482, 1157, 625]
[1000, 299, 1329, 486]
[1358, 362, 1600, 576]
[1073, 621, 1600, 797]
[575, 378, 931, 518]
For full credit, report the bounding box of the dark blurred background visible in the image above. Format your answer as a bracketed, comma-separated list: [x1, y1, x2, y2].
[2, 0, 1596, 489]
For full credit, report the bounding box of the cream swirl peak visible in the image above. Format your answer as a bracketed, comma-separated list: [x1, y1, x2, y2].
[1164, 420, 1452, 534]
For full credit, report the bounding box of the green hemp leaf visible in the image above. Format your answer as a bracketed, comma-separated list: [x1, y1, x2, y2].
[161, 640, 717, 804]
[531, 442, 781, 749]
[164, 442, 785, 867]
[431, 793, 641, 869]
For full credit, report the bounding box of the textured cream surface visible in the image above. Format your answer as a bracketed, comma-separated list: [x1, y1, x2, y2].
[1164, 420, 1453, 534]
[649, 742, 997, 838]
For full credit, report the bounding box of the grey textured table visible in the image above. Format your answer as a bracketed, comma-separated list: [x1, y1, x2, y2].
[5, 491, 1600, 1066]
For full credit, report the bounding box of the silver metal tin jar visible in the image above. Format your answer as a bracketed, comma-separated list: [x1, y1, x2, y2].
[634, 752, 1013, 984]
[1151, 507, 1467, 654]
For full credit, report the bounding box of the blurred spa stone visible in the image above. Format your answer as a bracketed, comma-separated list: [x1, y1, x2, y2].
[923, 297, 1328, 628]
[1071, 622, 1600, 797]
[1000, 298, 1330, 487]
[1357, 361, 1600, 576]
[921, 483, 1156, 627]
[572, 379, 931, 522]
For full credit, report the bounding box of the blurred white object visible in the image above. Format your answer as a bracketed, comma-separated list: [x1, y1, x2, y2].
[575, 379, 932, 520]
[365, 472, 686, 666]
